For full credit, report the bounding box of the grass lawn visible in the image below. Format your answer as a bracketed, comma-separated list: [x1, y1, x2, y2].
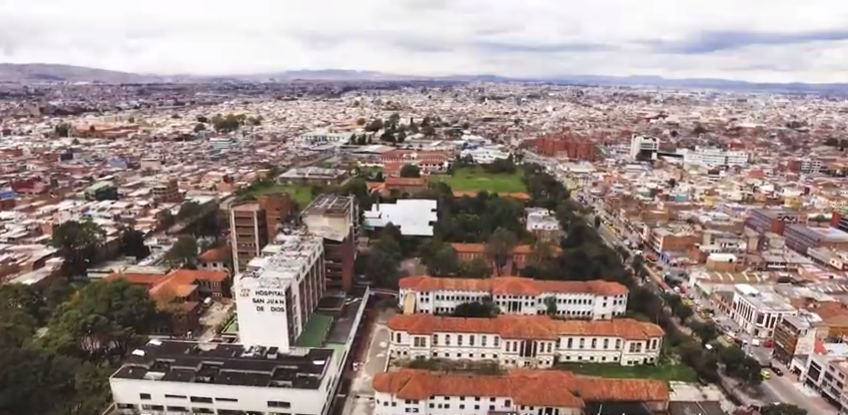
[556, 362, 698, 382]
[241, 181, 314, 207]
[433, 167, 527, 193]
[295, 314, 334, 347]
[221, 316, 238, 335]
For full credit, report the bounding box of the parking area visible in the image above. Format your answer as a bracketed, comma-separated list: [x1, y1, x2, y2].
[344, 308, 393, 415]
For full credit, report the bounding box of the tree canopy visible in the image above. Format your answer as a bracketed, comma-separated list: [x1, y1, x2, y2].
[400, 164, 421, 178]
[166, 235, 199, 268]
[52, 219, 106, 278]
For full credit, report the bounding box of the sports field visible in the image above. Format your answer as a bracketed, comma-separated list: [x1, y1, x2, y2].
[433, 167, 527, 193]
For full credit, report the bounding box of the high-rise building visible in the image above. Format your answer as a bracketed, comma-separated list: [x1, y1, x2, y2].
[151, 179, 182, 203]
[230, 203, 269, 274]
[234, 232, 325, 352]
[256, 193, 295, 240]
[302, 194, 358, 292]
[629, 134, 660, 160]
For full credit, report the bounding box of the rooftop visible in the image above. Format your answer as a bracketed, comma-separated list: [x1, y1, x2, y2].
[399, 275, 628, 297]
[112, 339, 333, 389]
[388, 314, 663, 341]
[373, 369, 668, 407]
[238, 232, 324, 289]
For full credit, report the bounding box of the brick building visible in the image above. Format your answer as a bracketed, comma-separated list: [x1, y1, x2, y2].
[529, 133, 598, 161]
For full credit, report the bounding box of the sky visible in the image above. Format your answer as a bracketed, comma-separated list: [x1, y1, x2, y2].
[1, 0, 848, 82]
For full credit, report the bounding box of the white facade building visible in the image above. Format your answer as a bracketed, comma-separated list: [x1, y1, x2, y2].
[111, 340, 340, 415]
[373, 369, 669, 415]
[526, 208, 561, 234]
[235, 232, 326, 352]
[681, 147, 750, 167]
[398, 276, 628, 320]
[388, 314, 663, 367]
[299, 129, 355, 146]
[363, 199, 438, 236]
[210, 137, 237, 151]
[460, 146, 511, 164]
[629, 134, 660, 160]
[730, 284, 797, 339]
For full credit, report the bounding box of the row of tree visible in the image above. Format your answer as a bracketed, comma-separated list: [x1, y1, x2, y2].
[0, 278, 161, 415]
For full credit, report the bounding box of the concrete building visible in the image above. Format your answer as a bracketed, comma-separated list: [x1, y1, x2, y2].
[278, 167, 348, 186]
[681, 147, 750, 167]
[398, 276, 628, 319]
[629, 134, 660, 160]
[210, 137, 237, 151]
[460, 147, 511, 164]
[801, 343, 848, 413]
[784, 225, 848, 254]
[746, 208, 802, 236]
[530, 133, 598, 161]
[388, 314, 664, 367]
[235, 232, 325, 352]
[256, 193, 296, 241]
[302, 194, 358, 292]
[363, 199, 438, 236]
[773, 312, 820, 367]
[373, 369, 669, 415]
[729, 284, 797, 339]
[152, 179, 181, 204]
[299, 129, 354, 145]
[526, 208, 562, 241]
[230, 203, 269, 275]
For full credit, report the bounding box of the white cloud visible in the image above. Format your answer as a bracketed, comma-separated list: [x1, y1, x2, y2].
[0, 0, 847, 82]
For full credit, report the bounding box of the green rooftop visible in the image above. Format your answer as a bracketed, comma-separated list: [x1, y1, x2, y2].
[295, 313, 334, 348]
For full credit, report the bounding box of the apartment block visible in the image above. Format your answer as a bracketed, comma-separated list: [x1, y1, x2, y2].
[398, 276, 628, 319]
[746, 209, 802, 236]
[230, 203, 269, 275]
[773, 312, 819, 365]
[302, 194, 358, 292]
[730, 284, 797, 339]
[784, 225, 848, 254]
[388, 314, 663, 367]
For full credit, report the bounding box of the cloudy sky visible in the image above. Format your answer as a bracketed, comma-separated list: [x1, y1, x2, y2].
[1, 0, 848, 82]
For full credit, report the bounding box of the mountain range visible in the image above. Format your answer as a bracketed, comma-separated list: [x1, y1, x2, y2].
[2, 63, 847, 93]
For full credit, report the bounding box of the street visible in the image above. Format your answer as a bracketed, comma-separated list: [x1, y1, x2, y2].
[579, 191, 841, 414]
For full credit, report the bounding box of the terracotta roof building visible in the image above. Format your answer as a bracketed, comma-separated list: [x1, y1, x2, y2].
[398, 275, 628, 320]
[388, 314, 664, 367]
[373, 369, 669, 415]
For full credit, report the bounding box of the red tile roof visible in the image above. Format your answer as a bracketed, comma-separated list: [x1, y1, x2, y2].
[452, 191, 531, 200]
[388, 314, 663, 341]
[373, 369, 668, 406]
[398, 275, 628, 297]
[198, 245, 230, 262]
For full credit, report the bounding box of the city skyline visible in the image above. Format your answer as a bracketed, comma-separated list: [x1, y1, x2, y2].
[2, 0, 848, 83]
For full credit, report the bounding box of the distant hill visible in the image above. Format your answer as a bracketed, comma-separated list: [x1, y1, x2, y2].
[2, 63, 848, 93]
[0, 63, 163, 83]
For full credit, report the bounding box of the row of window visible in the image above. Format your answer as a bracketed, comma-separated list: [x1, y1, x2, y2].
[139, 394, 290, 409]
[403, 334, 659, 352]
[420, 293, 624, 301]
[119, 403, 303, 415]
[395, 349, 642, 364]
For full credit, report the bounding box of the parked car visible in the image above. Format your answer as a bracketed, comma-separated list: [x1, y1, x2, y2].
[772, 367, 784, 376]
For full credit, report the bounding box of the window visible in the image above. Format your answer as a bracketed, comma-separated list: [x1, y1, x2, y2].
[482, 335, 487, 347]
[396, 333, 402, 343]
[217, 398, 238, 403]
[469, 335, 475, 346]
[579, 338, 585, 349]
[591, 338, 597, 349]
[414, 337, 426, 347]
[165, 395, 187, 399]
[140, 393, 152, 400]
[494, 337, 499, 347]
[166, 407, 188, 412]
[505, 399, 512, 407]
[142, 405, 165, 411]
[190, 397, 213, 404]
[458, 335, 463, 346]
[567, 338, 573, 348]
[445, 334, 451, 346]
[432, 334, 438, 345]
[603, 339, 609, 349]
[615, 339, 622, 349]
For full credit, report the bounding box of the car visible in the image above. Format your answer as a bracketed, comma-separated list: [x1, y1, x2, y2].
[772, 367, 784, 376]
[761, 370, 771, 380]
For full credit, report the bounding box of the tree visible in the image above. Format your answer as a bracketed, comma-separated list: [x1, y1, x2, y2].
[452, 301, 498, 318]
[366, 248, 400, 289]
[55, 123, 72, 138]
[118, 227, 151, 260]
[460, 257, 492, 278]
[761, 404, 807, 415]
[485, 228, 517, 276]
[193, 123, 206, 133]
[0, 346, 81, 415]
[41, 279, 158, 360]
[425, 244, 461, 277]
[400, 164, 421, 178]
[544, 297, 557, 316]
[211, 114, 241, 133]
[177, 201, 204, 220]
[156, 209, 176, 229]
[365, 119, 384, 133]
[166, 235, 199, 268]
[52, 219, 106, 279]
[689, 321, 719, 345]
[356, 117, 366, 126]
[196, 115, 209, 123]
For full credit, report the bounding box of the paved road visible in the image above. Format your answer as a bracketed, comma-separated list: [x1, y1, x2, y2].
[579, 192, 841, 414]
[343, 308, 392, 415]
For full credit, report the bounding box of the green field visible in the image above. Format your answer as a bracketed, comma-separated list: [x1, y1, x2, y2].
[556, 362, 698, 382]
[433, 167, 527, 193]
[295, 314, 334, 348]
[240, 181, 314, 207]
